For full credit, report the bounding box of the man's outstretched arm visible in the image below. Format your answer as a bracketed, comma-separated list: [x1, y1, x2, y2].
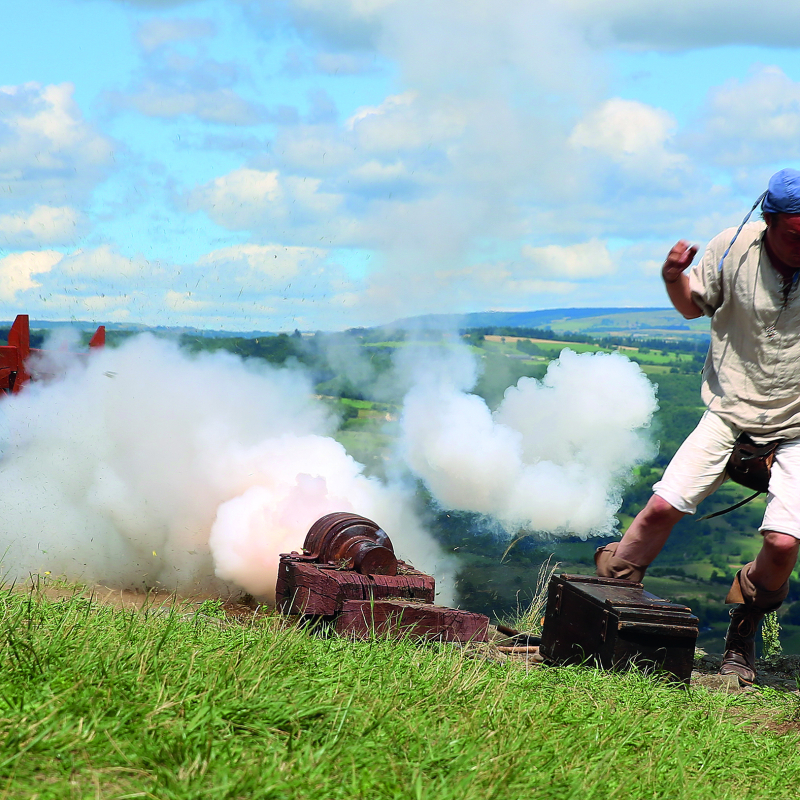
[662, 240, 703, 319]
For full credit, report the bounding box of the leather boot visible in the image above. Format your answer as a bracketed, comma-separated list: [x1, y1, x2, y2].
[720, 604, 765, 685]
[594, 541, 647, 583]
[720, 563, 789, 686]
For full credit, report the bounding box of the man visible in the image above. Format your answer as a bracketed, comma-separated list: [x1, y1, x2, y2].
[595, 168, 800, 685]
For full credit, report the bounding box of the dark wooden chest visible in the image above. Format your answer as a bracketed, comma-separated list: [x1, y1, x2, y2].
[540, 574, 699, 684]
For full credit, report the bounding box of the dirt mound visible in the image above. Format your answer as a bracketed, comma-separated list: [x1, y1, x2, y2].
[693, 650, 800, 693]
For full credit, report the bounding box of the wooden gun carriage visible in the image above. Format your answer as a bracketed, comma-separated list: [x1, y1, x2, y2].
[276, 512, 489, 642]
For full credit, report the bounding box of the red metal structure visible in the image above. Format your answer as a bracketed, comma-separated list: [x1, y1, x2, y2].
[0, 315, 105, 395]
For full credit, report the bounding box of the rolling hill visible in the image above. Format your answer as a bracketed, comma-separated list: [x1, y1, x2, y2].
[387, 307, 711, 339]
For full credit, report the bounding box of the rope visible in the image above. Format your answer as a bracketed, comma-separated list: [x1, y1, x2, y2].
[718, 191, 767, 272]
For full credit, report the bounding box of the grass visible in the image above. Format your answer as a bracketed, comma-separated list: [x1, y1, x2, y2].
[3, 585, 800, 799]
[502, 557, 560, 635]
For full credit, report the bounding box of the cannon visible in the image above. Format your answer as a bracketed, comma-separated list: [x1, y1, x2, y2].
[276, 512, 489, 642]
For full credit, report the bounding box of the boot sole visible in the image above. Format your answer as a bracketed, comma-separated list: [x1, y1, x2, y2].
[719, 667, 755, 686]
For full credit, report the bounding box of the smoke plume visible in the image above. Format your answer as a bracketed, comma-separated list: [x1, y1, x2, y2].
[0, 334, 453, 602]
[397, 346, 658, 537]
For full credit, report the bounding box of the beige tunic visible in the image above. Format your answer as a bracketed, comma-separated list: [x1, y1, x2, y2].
[689, 221, 800, 442]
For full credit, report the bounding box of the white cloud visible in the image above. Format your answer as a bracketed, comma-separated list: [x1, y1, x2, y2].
[199, 244, 327, 282]
[124, 84, 265, 125]
[184, 2, 609, 323]
[0, 206, 85, 248]
[348, 160, 415, 192]
[195, 243, 353, 311]
[347, 91, 466, 153]
[689, 66, 800, 168]
[273, 126, 357, 174]
[0, 250, 63, 303]
[183, 0, 780, 325]
[243, 0, 397, 50]
[58, 245, 162, 281]
[443, 260, 576, 299]
[522, 240, 617, 279]
[80, 293, 135, 313]
[357, 256, 577, 322]
[108, 34, 266, 126]
[164, 289, 213, 314]
[137, 18, 216, 52]
[244, 0, 800, 54]
[0, 83, 114, 210]
[187, 168, 347, 240]
[195, 167, 281, 210]
[0, 244, 180, 322]
[569, 98, 687, 176]
[559, 0, 800, 50]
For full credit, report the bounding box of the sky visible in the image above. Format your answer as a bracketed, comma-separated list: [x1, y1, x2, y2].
[3, 0, 800, 332]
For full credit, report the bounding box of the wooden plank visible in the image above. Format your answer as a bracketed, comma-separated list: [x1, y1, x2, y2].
[276, 560, 436, 614]
[276, 562, 340, 615]
[334, 599, 489, 643]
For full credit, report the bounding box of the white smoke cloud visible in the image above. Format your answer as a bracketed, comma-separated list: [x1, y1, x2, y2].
[398, 346, 657, 537]
[0, 334, 453, 602]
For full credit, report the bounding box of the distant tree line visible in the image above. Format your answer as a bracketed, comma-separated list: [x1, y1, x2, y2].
[0, 329, 46, 348]
[462, 325, 710, 354]
[180, 330, 309, 365]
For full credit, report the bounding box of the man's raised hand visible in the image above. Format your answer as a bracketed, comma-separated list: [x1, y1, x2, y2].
[662, 241, 698, 284]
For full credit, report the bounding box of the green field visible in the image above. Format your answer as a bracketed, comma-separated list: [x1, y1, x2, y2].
[544, 309, 712, 338]
[479, 334, 701, 371]
[6, 587, 800, 800]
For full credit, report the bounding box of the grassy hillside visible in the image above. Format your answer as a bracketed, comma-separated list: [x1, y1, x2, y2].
[5, 587, 800, 799]
[546, 309, 710, 338]
[387, 307, 711, 340]
[390, 307, 668, 330]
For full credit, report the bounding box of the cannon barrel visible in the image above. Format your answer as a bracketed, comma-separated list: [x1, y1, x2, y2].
[302, 512, 398, 576]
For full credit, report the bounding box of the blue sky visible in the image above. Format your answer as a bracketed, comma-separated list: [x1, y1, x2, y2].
[3, 0, 800, 331]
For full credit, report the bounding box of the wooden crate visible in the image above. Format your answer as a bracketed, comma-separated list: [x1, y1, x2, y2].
[540, 574, 699, 684]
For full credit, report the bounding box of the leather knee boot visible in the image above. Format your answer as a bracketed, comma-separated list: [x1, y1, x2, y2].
[720, 562, 788, 685]
[594, 541, 648, 583]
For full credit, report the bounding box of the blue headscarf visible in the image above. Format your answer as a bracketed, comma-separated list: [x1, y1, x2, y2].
[718, 168, 800, 271]
[762, 168, 800, 214]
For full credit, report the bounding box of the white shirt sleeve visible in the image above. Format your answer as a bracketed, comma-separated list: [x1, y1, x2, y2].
[689, 231, 729, 317]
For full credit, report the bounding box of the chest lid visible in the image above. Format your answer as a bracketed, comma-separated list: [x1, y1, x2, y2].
[554, 574, 697, 626]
